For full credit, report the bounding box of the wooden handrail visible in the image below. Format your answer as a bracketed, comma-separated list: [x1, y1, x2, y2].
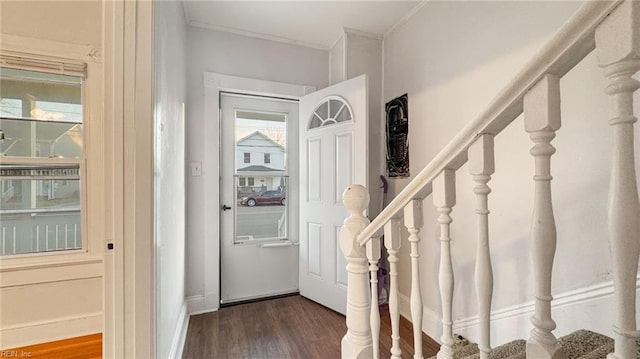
[357, 0, 623, 246]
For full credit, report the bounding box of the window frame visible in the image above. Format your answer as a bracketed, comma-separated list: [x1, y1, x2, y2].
[243, 152, 250, 163]
[264, 153, 270, 164]
[0, 35, 102, 267]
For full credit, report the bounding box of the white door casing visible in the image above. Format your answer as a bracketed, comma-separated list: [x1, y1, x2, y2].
[220, 94, 300, 303]
[195, 73, 311, 314]
[299, 74, 368, 314]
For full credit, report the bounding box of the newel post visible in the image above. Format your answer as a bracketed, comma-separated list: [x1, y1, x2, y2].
[596, 2, 640, 358]
[340, 185, 373, 359]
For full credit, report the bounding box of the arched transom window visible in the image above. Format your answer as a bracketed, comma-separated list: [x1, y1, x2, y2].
[308, 96, 353, 129]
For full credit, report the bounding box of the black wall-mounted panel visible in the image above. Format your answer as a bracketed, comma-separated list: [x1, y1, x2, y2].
[385, 94, 409, 178]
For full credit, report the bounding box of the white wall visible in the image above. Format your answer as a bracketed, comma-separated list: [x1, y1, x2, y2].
[0, 0, 103, 348]
[154, 1, 188, 358]
[185, 26, 328, 308]
[344, 31, 384, 217]
[330, 34, 346, 85]
[383, 0, 640, 345]
[329, 30, 384, 216]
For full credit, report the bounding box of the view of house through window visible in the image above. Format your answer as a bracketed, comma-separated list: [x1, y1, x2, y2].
[0, 67, 84, 256]
[234, 109, 287, 243]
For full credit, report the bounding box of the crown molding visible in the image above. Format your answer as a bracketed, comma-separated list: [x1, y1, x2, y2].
[188, 20, 330, 51]
[383, 0, 430, 40]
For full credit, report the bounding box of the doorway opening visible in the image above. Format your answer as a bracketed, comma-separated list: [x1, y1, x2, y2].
[219, 92, 300, 304]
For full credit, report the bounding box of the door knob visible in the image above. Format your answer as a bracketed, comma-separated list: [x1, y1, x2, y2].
[222, 205, 232, 211]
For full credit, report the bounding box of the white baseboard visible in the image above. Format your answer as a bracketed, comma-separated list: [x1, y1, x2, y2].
[168, 301, 190, 359]
[397, 277, 640, 347]
[0, 312, 102, 349]
[186, 294, 219, 315]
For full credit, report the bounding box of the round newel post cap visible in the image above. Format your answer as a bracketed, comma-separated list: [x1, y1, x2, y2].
[342, 185, 370, 213]
[339, 185, 370, 258]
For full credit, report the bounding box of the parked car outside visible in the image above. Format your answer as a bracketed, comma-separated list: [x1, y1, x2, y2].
[240, 190, 286, 206]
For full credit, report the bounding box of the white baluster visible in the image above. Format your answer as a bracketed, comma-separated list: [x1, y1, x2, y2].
[596, 2, 640, 358]
[340, 184, 373, 359]
[433, 169, 456, 359]
[366, 237, 381, 359]
[404, 199, 424, 359]
[384, 219, 403, 359]
[524, 73, 564, 359]
[468, 135, 495, 359]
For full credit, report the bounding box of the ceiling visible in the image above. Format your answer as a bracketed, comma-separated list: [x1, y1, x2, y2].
[182, 1, 423, 50]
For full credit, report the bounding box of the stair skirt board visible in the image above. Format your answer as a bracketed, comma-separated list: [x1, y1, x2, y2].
[396, 276, 640, 347]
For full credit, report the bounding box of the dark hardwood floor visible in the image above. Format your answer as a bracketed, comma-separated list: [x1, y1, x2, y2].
[182, 295, 439, 358]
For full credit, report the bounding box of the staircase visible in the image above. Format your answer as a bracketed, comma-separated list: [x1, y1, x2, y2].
[338, 1, 640, 358]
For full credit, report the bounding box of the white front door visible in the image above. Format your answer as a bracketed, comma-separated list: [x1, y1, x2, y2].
[299, 75, 368, 314]
[220, 93, 300, 304]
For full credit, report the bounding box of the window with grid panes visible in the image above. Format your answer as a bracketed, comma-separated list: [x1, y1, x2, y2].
[0, 59, 85, 256]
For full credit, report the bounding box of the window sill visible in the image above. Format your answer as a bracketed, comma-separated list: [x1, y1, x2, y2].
[0, 252, 101, 273]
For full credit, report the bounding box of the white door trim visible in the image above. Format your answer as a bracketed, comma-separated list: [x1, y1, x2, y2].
[103, 1, 155, 358]
[193, 73, 314, 314]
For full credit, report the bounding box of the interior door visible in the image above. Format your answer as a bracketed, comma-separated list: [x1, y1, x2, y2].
[299, 75, 368, 314]
[220, 93, 300, 304]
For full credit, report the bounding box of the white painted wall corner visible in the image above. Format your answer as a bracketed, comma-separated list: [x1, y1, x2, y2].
[186, 294, 219, 316]
[168, 301, 190, 359]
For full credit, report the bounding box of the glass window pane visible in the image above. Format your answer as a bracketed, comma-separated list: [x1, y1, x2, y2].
[35, 101, 82, 123]
[0, 163, 81, 255]
[314, 102, 328, 121]
[234, 109, 287, 243]
[0, 98, 22, 118]
[309, 116, 322, 129]
[309, 98, 352, 129]
[334, 104, 352, 123]
[0, 67, 83, 159]
[235, 110, 286, 172]
[235, 176, 287, 243]
[0, 118, 83, 158]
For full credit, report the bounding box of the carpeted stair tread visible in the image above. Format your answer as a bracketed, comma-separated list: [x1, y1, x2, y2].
[428, 340, 526, 359]
[576, 343, 615, 359]
[426, 330, 640, 358]
[454, 343, 480, 358]
[466, 340, 526, 359]
[558, 329, 613, 358]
